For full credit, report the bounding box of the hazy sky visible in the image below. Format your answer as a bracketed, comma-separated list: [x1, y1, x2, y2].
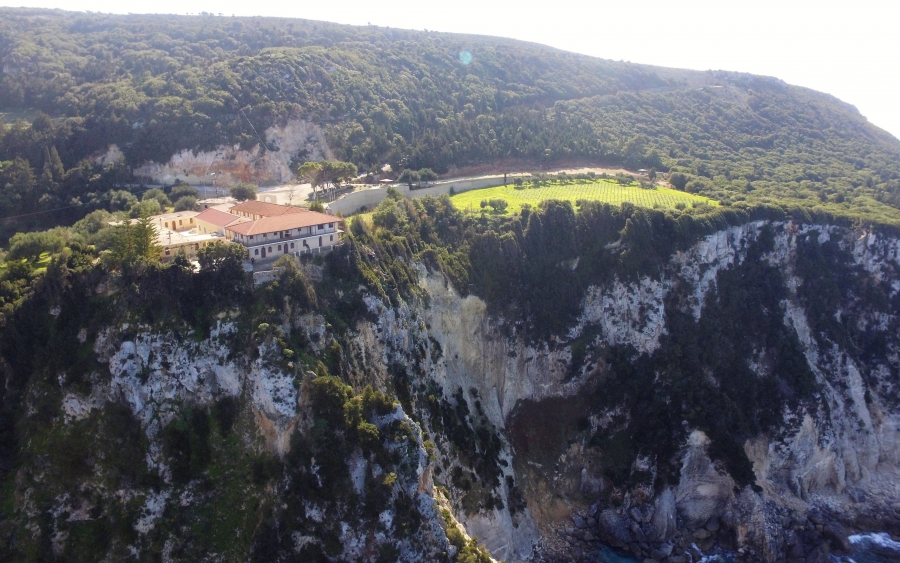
[6, 0, 900, 140]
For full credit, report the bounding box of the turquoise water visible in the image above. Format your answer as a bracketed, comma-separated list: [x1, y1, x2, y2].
[592, 545, 734, 563]
[594, 545, 638, 563]
[834, 533, 900, 563]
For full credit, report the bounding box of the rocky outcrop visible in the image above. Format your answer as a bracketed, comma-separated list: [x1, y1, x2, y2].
[121, 119, 332, 186]
[346, 220, 900, 562]
[39, 220, 900, 563]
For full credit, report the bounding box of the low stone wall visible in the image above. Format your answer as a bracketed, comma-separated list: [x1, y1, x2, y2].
[252, 268, 282, 285]
[411, 174, 519, 197]
[326, 185, 409, 215]
[326, 174, 519, 215]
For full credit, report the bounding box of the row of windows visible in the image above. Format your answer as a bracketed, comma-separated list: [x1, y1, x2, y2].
[164, 218, 194, 229]
[252, 235, 333, 256]
[245, 223, 334, 241]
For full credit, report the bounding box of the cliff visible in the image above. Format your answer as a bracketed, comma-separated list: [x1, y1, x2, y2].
[121, 119, 332, 186]
[1, 217, 899, 563]
[349, 219, 900, 562]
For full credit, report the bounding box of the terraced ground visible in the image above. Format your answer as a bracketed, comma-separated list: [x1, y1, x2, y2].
[450, 180, 718, 214]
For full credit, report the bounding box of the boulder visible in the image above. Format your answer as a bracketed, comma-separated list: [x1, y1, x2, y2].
[821, 522, 850, 553]
[650, 488, 677, 542]
[630, 520, 647, 543]
[650, 543, 674, 560]
[805, 544, 831, 563]
[597, 509, 633, 548]
[630, 507, 644, 522]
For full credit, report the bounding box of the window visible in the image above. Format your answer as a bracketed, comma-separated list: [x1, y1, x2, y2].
[318, 224, 324, 230]
[263, 233, 267, 238]
[190, 218, 194, 223]
[195, 244, 199, 250]
[290, 242, 294, 249]
[330, 235, 333, 242]
[164, 248, 170, 256]
[328, 222, 334, 228]
[179, 220, 183, 226]
[254, 248, 259, 255]
[250, 235, 254, 240]
[277, 244, 281, 251]
[164, 222, 169, 228]
[268, 247, 272, 252]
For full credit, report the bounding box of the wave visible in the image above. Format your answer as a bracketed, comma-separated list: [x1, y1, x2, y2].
[848, 533, 900, 551]
[833, 533, 900, 563]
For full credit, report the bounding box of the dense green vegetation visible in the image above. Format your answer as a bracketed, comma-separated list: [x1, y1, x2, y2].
[1, 8, 899, 242]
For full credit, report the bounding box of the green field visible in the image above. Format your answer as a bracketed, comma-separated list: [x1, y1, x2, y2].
[450, 181, 718, 214]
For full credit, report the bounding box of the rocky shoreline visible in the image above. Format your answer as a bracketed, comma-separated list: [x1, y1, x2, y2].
[531, 499, 900, 563]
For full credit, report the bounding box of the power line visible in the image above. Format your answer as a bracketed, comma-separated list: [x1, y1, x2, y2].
[239, 107, 268, 150]
[0, 185, 160, 222]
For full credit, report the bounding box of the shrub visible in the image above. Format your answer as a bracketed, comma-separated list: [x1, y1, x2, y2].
[418, 168, 437, 184]
[310, 376, 352, 427]
[108, 190, 138, 211]
[7, 230, 67, 262]
[669, 172, 688, 190]
[230, 183, 258, 201]
[142, 187, 171, 207]
[73, 209, 114, 235]
[169, 183, 198, 200]
[173, 196, 198, 211]
[129, 199, 161, 218]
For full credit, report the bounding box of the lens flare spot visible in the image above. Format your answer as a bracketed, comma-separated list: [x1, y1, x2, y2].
[459, 50, 472, 65]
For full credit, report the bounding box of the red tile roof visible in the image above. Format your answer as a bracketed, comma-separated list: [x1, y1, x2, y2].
[195, 207, 247, 228]
[229, 201, 307, 217]
[226, 211, 337, 236]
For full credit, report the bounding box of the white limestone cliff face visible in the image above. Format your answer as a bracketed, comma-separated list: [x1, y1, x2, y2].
[67, 320, 451, 560]
[91, 322, 299, 453]
[348, 220, 900, 561]
[55, 220, 899, 562]
[119, 119, 332, 186]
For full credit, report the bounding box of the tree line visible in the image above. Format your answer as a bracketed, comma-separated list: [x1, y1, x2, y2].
[1, 8, 900, 240]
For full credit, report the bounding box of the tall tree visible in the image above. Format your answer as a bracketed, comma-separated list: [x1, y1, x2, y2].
[296, 161, 323, 201]
[106, 215, 161, 269]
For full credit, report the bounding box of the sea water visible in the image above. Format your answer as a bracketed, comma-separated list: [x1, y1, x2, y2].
[833, 533, 900, 563]
[591, 533, 900, 563]
[592, 544, 735, 563]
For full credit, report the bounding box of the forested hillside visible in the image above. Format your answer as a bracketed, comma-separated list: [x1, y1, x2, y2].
[1, 8, 900, 237]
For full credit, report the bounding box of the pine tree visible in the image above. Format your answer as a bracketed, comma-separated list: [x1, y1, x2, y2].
[49, 146, 65, 181]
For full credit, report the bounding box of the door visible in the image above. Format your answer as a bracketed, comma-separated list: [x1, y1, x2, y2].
[261, 247, 266, 258]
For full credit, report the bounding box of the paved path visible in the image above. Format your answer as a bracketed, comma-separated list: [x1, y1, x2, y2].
[256, 183, 316, 205]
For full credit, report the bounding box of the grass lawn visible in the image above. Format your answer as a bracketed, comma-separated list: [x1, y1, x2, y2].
[450, 180, 718, 215]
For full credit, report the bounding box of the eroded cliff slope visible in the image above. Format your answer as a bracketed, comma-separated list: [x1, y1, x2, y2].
[1, 213, 898, 563]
